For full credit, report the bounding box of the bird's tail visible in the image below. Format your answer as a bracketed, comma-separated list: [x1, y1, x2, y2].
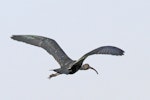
[49, 68, 63, 74]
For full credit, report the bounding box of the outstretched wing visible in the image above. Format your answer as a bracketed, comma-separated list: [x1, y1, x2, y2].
[11, 35, 74, 67]
[75, 46, 124, 65]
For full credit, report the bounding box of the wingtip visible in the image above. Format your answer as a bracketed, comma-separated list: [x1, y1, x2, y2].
[121, 50, 125, 55]
[11, 35, 15, 39]
[11, 35, 20, 40]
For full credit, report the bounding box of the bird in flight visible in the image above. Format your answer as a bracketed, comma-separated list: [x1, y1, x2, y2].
[11, 35, 124, 79]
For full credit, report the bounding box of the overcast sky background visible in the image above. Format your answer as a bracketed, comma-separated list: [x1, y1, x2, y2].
[0, 0, 150, 100]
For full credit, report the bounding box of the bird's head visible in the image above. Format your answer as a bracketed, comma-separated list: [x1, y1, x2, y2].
[81, 64, 98, 74]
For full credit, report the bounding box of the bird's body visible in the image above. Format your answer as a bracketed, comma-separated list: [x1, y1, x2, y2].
[11, 35, 124, 78]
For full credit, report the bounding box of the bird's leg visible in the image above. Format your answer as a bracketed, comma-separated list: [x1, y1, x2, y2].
[48, 73, 60, 79]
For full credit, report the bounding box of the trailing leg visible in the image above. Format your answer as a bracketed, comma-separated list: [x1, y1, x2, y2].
[48, 73, 60, 79]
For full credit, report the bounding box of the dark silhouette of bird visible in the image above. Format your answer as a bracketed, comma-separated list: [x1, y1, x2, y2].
[11, 35, 124, 79]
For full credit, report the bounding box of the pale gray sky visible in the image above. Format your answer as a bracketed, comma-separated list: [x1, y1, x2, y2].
[0, 0, 150, 100]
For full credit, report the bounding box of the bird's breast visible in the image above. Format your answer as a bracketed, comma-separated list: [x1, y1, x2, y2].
[68, 65, 81, 74]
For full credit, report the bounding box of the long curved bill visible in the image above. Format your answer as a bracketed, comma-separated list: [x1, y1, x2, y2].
[89, 67, 99, 74]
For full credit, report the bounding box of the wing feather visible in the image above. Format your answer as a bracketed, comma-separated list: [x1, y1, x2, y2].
[11, 35, 73, 67]
[76, 46, 124, 65]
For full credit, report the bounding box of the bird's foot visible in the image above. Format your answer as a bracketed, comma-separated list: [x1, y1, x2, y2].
[48, 73, 60, 79]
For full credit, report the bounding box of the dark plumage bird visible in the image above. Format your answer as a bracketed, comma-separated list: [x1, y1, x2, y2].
[11, 35, 124, 79]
